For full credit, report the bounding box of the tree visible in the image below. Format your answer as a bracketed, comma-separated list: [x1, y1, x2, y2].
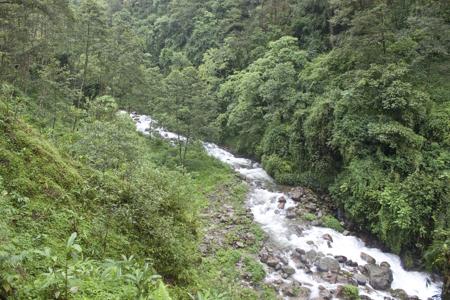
[218, 36, 307, 155]
[75, 0, 107, 107]
[157, 66, 210, 165]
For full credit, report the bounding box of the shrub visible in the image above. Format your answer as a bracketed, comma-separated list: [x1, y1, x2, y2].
[339, 285, 360, 300]
[262, 154, 292, 178]
[322, 215, 344, 232]
[302, 213, 317, 222]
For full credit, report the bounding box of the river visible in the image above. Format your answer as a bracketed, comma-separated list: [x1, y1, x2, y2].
[132, 113, 442, 300]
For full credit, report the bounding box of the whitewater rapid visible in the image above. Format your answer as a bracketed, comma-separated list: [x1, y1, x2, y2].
[132, 113, 442, 300]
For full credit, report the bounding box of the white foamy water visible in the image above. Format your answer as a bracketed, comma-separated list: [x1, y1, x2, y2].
[132, 113, 442, 300]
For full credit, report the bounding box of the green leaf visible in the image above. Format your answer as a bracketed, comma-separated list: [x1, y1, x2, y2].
[71, 244, 82, 253]
[67, 232, 77, 248]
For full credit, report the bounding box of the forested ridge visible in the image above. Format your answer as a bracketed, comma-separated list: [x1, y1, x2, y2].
[0, 0, 449, 299]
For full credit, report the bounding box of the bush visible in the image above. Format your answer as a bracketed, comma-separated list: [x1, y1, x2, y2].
[261, 154, 292, 178]
[339, 285, 360, 300]
[302, 212, 317, 222]
[243, 256, 266, 282]
[321, 215, 344, 232]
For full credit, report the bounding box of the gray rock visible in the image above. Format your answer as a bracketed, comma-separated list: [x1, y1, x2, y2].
[322, 233, 333, 242]
[297, 287, 312, 300]
[279, 255, 289, 265]
[295, 226, 304, 235]
[360, 252, 376, 264]
[282, 265, 296, 276]
[289, 187, 305, 201]
[306, 249, 318, 262]
[266, 256, 280, 268]
[305, 202, 317, 211]
[318, 285, 332, 300]
[234, 241, 244, 248]
[295, 262, 306, 269]
[259, 252, 268, 263]
[286, 207, 297, 219]
[320, 272, 338, 284]
[296, 248, 306, 255]
[391, 289, 409, 300]
[278, 196, 287, 209]
[317, 257, 340, 273]
[275, 263, 282, 271]
[364, 263, 393, 290]
[354, 273, 367, 285]
[281, 281, 302, 297]
[334, 255, 347, 263]
[345, 260, 358, 267]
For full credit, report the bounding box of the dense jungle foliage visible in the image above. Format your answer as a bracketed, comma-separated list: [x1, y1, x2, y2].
[0, 0, 449, 298]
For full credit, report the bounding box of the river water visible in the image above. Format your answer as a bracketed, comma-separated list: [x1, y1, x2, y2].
[132, 113, 442, 300]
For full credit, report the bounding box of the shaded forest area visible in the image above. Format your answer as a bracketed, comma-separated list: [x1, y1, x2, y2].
[0, 0, 449, 298]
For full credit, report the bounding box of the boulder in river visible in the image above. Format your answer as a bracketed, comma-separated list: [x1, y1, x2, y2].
[278, 196, 286, 209]
[296, 287, 312, 300]
[306, 249, 318, 262]
[282, 282, 311, 299]
[391, 289, 409, 300]
[286, 206, 297, 219]
[317, 257, 340, 273]
[334, 255, 347, 263]
[318, 285, 332, 300]
[354, 273, 367, 285]
[322, 233, 333, 242]
[296, 248, 306, 255]
[266, 256, 280, 268]
[345, 260, 358, 267]
[294, 225, 304, 235]
[320, 272, 338, 284]
[282, 265, 296, 276]
[360, 252, 376, 264]
[364, 263, 393, 290]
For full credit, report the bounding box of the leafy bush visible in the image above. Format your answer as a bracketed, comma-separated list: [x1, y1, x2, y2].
[302, 213, 317, 222]
[321, 215, 344, 232]
[340, 285, 360, 300]
[261, 154, 293, 178]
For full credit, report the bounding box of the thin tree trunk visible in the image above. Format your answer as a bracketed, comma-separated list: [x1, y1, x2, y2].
[182, 137, 190, 164]
[78, 21, 91, 108]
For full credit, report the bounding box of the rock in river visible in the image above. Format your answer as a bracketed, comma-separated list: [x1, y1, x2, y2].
[317, 257, 340, 273]
[360, 252, 376, 264]
[364, 263, 393, 290]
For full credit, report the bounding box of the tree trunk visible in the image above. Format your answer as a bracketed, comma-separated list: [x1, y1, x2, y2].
[78, 21, 91, 108]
